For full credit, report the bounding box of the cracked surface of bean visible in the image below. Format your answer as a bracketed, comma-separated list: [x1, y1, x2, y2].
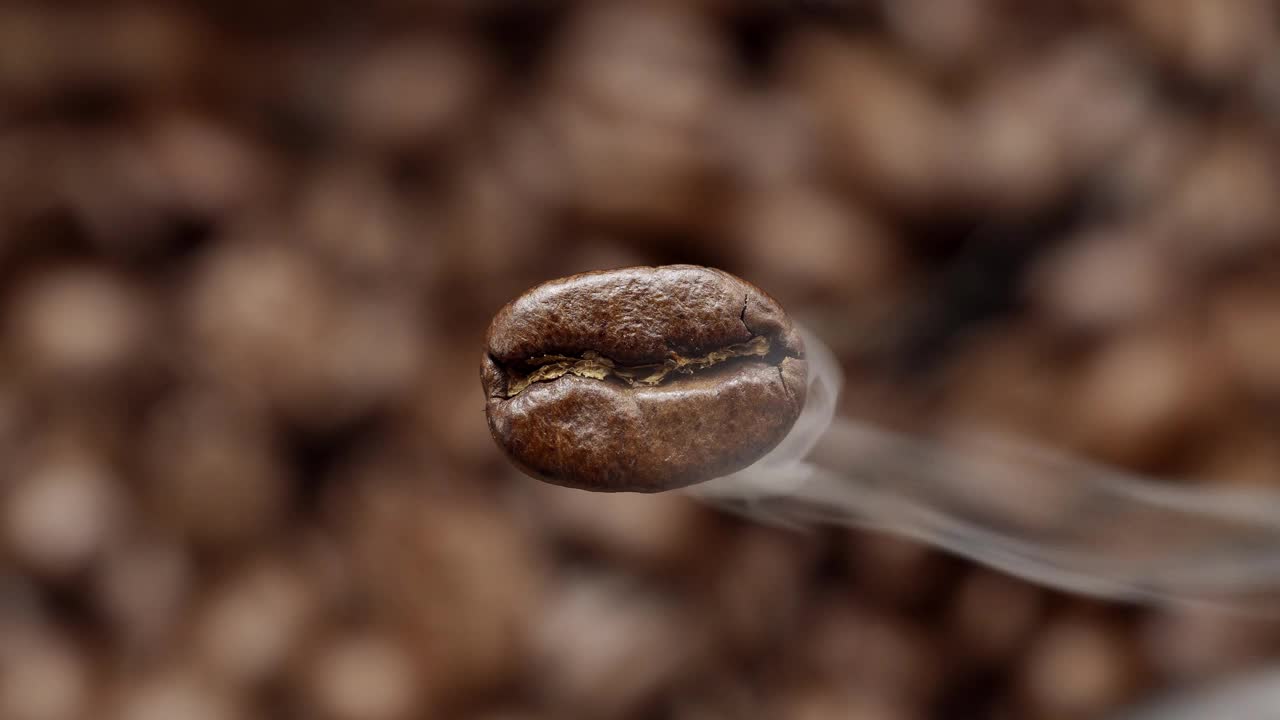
[482, 265, 808, 492]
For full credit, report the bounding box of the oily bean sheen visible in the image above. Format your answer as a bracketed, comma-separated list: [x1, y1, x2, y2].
[482, 265, 808, 492]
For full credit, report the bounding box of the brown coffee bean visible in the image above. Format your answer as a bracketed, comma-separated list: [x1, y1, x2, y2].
[300, 628, 427, 720]
[482, 266, 807, 492]
[1019, 612, 1142, 718]
[531, 573, 707, 718]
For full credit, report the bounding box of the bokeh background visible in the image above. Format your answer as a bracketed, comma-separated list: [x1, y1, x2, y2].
[2, 1, 1280, 718]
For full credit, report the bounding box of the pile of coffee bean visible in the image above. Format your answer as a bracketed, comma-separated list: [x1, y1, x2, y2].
[1, 2, 1278, 719]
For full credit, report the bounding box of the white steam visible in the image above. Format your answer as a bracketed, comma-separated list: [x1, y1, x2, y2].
[1110, 666, 1280, 720]
[688, 328, 1280, 612]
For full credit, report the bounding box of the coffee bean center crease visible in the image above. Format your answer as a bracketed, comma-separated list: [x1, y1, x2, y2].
[502, 335, 774, 397]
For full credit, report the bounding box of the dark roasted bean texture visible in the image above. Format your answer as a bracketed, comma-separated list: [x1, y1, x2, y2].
[482, 265, 808, 492]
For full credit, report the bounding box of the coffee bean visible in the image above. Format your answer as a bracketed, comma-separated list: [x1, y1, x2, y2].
[482, 265, 807, 492]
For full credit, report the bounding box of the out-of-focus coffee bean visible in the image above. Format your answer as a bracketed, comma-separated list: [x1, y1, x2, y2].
[949, 569, 1045, 664]
[192, 556, 317, 688]
[463, 713, 546, 720]
[143, 113, 275, 219]
[340, 37, 490, 152]
[0, 130, 56, 246]
[0, 578, 43, 631]
[1155, 126, 1280, 265]
[805, 601, 944, 704]
[299, 628, 427, 720]
[482, 108, 574, 210]
[7, 267, 151, 384]
[702, 527, 817, 656]
[781, 687, 924, 720]
[959, 37, 1151, 214]
[295, 167, 433, 286]
[1139, 609, 1280, 682]
[716, 92, 820, 189]
[343, 479, 543, 697]
[0, 5, 205, 110]
[541, 2, 731, 228]
[1034, 38, 1153, 177]
[958, 103, 1061, 215]
[0, 625, 93, 720]
[1123, 0, 1277, 87]
[881, 0, 997, 74]
[109, 668, 252, 720]
[182, 237, 330, 392]
[1029, 229, 1180, 333]
[440, 157, 557, 320]
[551, 3, 727, 142]
[0, 385, 22, 469]
[940, 325, 1075, 441]
[1211, 271, 1280, 399]
[734, 185, 907, 312]
[35, 130, 184, 255]
[786, 34, 958, 211]
[528, 483, 717, 573]
[1066, 323, 1229, 467]
[1189, 419, 1280, 488]
[186, 239, 423, 425]
[662, 670, 769, 720]
[1098, 114, 1200, 213]
[141, 389, 288, 549]
[3, 448, 124, 578]
[404, 351, 497, 470]
[532, 573, 710, 719]
[93, 536, 192, 656]
[848, 532, 948, 609]
[1019, 612, 1143, 719]
[305, 295, 424, 420]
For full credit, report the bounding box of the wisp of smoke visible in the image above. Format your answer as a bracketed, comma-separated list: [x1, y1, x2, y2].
[1110, 666, 1280, 720]
[688, 328, 1280, 613]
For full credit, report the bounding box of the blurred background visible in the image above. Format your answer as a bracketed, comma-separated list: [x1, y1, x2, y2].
[2, 1, 1280, 718]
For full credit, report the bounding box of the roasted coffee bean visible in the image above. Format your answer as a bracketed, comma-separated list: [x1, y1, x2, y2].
[481, 265, 808, 492]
